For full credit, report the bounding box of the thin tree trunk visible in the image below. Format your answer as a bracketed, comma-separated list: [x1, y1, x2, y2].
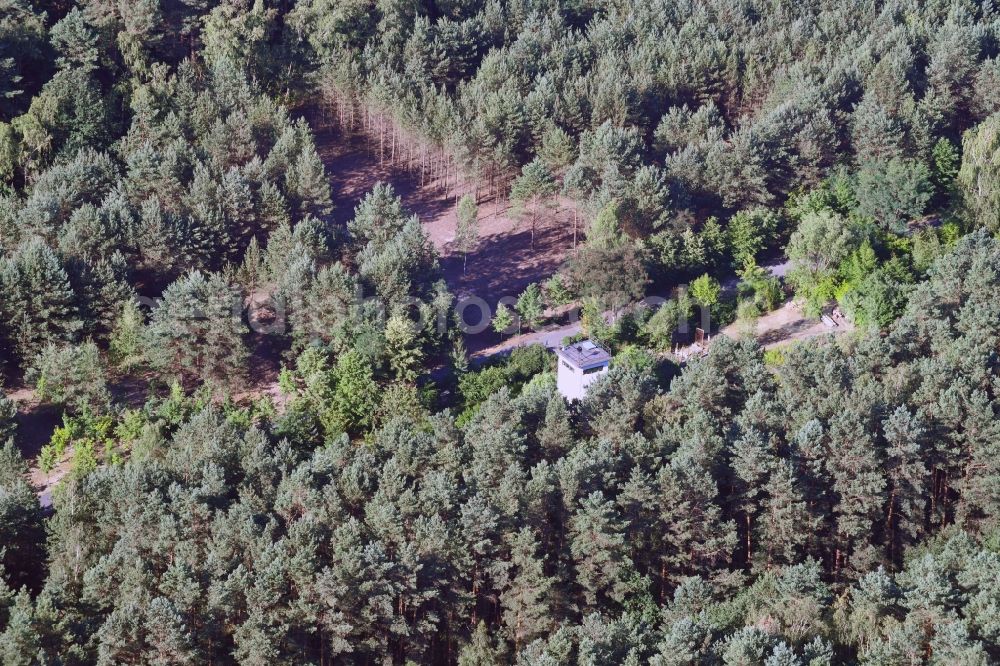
[746, 514, 752, 566]
[887, 489, 896, 562]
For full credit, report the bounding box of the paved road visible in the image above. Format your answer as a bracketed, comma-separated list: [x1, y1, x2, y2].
[470, 319, 584, 360]
[466, 258, 794, 362]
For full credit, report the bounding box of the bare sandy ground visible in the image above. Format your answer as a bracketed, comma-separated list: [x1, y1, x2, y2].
[316, 126, 579, 301]
[721, 300, 855, 348]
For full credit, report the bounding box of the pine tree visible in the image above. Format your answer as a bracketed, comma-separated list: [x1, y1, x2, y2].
[537, 392, 573, 456]
[882, 406, 928, 563]
[325, 349, 380, 435]
[569, 491, 637, 610]
[657, 452, 737, 583]
[827, 413, 886, 577]
[0, 589, 41, 665]
[0, 239, 82, 369]
[501, 527, 555, 651]
[957, 113, 1000, 232]
[384, 314, 424, 383]
[458, 621, 503, 666]
[649, 617, 713, 666]
[853, 158, 932, 232]
[28, 342, 111, 415]
[727, 208, 780, 267]
[314, 518, 399, 661]
[454, 193, 479, 273]
[492, 303, 514, 337]
[515, 283, 544, 333]
[144, 271, 248, 388]
[0, 441, 45, 591]
[955, 390, 1000, 535]
[510, 159, 558, 249]
[721, 627, 775, 665]
[729, 427, 774, 566]
[109, 299, 144, 371]
[287, 141, 333, 220]
[760, 461, 814, 568]
[290, 262, 358, 351]
[144, 597, 198, 664]
[66, 251, 134, 341]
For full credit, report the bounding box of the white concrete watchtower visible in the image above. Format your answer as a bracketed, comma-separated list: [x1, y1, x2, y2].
[555, 340, 611, 401]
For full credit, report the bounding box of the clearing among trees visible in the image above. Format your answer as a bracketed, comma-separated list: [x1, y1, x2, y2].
[314, 117, 580, 300]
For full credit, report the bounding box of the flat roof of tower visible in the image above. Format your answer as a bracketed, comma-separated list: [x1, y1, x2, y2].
[556, 340, 611, 369]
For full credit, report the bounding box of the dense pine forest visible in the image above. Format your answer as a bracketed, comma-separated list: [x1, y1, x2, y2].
[4, 0, 1000, 663]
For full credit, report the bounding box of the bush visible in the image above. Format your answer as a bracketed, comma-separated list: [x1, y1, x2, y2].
[643, 297, 694, 349]
[505, 344, 551, 382]
[690, 273, 722, 307]
[763, 348, 786, 366]
[458, 365, 508, 408]
[614, 346, 656, 374]
[457, 344, 554, 418]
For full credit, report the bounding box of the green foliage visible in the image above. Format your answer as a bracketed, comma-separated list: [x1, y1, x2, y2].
[325, 348, 380, 436]
[544, 274, 574, 306]
[277, 367, 296, 396]
[854, 158, 933, 232]
[9, 2, 1000, 662]
[28, 342, 110, 415]
[727, 208, 780, 267]
[0, 390, 15, 443]
[614, 346, 656, 375]
[458, 364, 509, 413]
[958, 113, 1000, 232]
[0, 238, 82, 372]
[511, 159, 558, 208]
[511, 158, 558, 247]
[735, 298, 760, 338]
[458, 344, 551, 415]
[762, 348, 786, 366]
[643, 295, 694, 349]
[539, 125, 575, 172]
[144, 271, 248, 389]
[515, 283, 544, 331]
[384, 314, 424, 382]
[109, 299, 144, 370]
[11, 235, 1000, 662]
[564, 242, 649, 313]
[588, 201, 626, 250]
[505, 344, 551, 381]
[930, 137, 960, 204]
[737, 261, 783, 313]
[492, 303, 514, 336]
[690, 274, 721, 308]
[0, 440, 45, 592]
[351, 183, 441, 310]
[786, 210, 860, 315]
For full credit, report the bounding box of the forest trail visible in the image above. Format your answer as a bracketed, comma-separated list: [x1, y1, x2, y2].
[311, 118, 580, 302]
